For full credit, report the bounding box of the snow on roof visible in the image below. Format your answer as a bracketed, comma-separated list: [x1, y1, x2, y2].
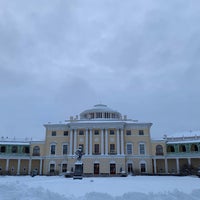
[166, 130, 200, 138]
[167, 139, 200, 144]
[80, 104, 120, 115]
[0, 141, 30, 145]
[69, 119, 131, 123]
[0, 137, 44, 145]
[65, 118, 141, 123]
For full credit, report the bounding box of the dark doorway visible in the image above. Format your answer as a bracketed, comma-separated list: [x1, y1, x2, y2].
[128, 163, 133, 174]
[110, 163, 116, 174]
[94, 163, 100, 175]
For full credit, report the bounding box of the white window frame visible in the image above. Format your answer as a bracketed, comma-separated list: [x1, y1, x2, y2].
[50, 143, 56, 155]
[127, 161, 133, 174]
[139, 143, 145, 155]
[49, 161, 56, 173]
[126, 143, 133, 155]
[139, 161, 147, 173]
[61, 162, 67, 173]
[62, 143, 68, 155]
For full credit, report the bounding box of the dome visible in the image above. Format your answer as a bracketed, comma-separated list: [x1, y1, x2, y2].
[80, 104, 122, 120]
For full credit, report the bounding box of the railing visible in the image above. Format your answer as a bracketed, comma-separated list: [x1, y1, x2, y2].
[32, 153, 40, 156]
[156, 152, 164, 156]
[109, 151, 117, 155]
[167, 151, 200, 154]
[0, 152, 30, 156]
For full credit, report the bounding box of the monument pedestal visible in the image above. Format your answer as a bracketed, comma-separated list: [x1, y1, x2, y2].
[73, 161, 83, 179]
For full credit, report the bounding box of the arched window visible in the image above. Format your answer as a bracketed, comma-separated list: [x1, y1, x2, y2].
[33, 146, 40, 156]
[167, 145, 175, 153]
[179, 145, 186, 152]
[0, 146, 6, 153]
[191, 144, 198, 152]
[12, 146, 18, 153]
[22, 146, 30, 154]
[156, 145, 163, 155]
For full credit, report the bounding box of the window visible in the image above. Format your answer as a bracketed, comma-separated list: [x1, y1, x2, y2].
[51, 144, 56, 155]
[156, 145, 163, 155]
[139, 143, 145, 155]
[139, 130, 144, 135]
[79, 130, 84, 135]
[0, 146, 6, 153]
[12, 146, 18, 153]
[96, 112, 102, 118]
[110, 144, 115, 154]
[89, 113, 94, 119]
[128, 163, 133, 174]
[50, 164, 55, 173]
[33, 146, 40, 156]
[64, 131, 68, 136]
[94, 144, 100, 154]
[105, 112, 110, 118]
[94, 130, 99, 135]
[179, 145, 186, 152]
[63, 144, 68, 155]
[110, 130, 115, 135]
[191, 144, 198, 152]
[62, 164, 67, 173]
[167, 145, 175, 153]
[52, 131, 56, 136]
[127, 144, 133, 154]
[126, 130, 131, 135]
[22, 146, 30, 154]
[140, 163, 146, 173]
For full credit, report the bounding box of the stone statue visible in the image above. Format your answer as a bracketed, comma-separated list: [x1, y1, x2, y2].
[73, 146, 83, 179]
[75, 146, 83, 161]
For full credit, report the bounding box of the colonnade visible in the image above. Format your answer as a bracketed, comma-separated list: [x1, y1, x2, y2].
[153, 157, 192, 174]
[3, 158, 43, 175]
[69, 129, 124, 156]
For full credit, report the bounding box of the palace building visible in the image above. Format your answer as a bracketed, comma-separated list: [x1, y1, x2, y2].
[0, 104, 200, 176]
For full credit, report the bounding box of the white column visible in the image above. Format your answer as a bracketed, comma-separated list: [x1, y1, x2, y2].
[188, 158, 191, 166]
[176, 158, 180, 174]
[154, 159, 157, 174]
[89, 129, 92, 155]
[85, 129, 88, 155]
[120, 129, 124, 155]
[105, 129, 108, 155]
[70, 129, 73, 155]
[117, 129, 120, 155]
[101, 129, 104, 155]
[39, 159, 43, 175]
[17, 159, 21, 175]
[165, 158, 168, 174]
[73, 129, 77, 154]
[6, 159, 9, 171]
[28, 159, 32, 175]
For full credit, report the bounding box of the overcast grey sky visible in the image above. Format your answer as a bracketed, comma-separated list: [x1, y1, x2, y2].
[0, 0, 200, 139]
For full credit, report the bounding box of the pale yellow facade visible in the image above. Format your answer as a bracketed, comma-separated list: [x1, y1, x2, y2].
[0, 104, 200, 176]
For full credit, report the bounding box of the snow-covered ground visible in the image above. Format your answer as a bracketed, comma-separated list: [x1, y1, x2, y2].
[0, 175, 200, 200]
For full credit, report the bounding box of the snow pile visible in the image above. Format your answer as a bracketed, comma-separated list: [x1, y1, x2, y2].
[0, 176, 200, 200]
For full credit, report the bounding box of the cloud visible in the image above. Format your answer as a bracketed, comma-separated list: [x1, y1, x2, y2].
[0, 0, 200, 138]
